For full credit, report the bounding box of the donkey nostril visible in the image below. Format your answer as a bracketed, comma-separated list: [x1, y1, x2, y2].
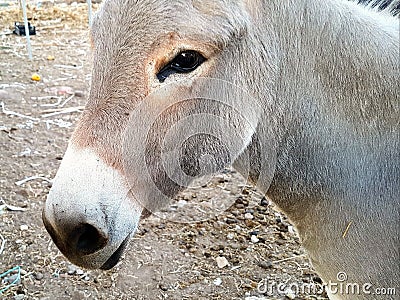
[75, 224, 108, 255]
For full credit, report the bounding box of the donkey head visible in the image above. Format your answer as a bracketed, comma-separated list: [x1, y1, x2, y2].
[43, 0, 279, 269]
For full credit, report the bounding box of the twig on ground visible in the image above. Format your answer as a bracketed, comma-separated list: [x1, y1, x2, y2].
[35, 96, 64, 107]
[44, 119, 73, 129]
[60, 94, 75, 107]
[41, 106, 84, 118]
[32, 96, 59, 101]
[0, 83, 26, 89]
[273, 254, 307, 264]
[169, 266, 184, 274]
[39, 94, 73, 108]
[0, 234, 5, 256]
[10, 50, 24, 59]
[0, 102, 40, 122]
[0, 198, 26, 212]
[0, 31, 13, 36]
[52, 76, 78, 82]
[15, 176, 53, 186]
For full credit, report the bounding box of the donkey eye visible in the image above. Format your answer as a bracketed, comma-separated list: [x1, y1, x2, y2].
[157, 50, 205, 82]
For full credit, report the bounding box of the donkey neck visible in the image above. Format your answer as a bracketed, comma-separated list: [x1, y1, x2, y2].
[244, 0, 399, 224]
[259, 0, 399, 120]
[265, 0, 399, 116]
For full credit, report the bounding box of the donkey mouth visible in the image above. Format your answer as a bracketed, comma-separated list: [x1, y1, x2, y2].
[100, 235, 130, 270]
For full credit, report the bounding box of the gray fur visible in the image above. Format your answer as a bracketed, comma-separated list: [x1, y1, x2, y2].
[43, 1, 399, 299]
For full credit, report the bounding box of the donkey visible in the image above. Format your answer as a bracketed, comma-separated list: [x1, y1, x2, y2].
[42, 0, 399, 299]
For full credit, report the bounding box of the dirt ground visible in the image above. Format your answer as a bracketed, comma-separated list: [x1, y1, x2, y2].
[0, 3, 328, 300]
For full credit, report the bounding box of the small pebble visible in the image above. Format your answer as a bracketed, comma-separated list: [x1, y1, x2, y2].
[74, 90, 84, 97]
[226, 217, 237, 224]
[244, 213, 254, 220]
[216, 256, 229, 268]
[177, 199, 187, 208]
[257, 206, 267, 213]
[19, 269, 27, 275]
[257, 261, 273, 269]
[251, 235, 259, 243]
[213, 277, 222, 286]
[260, 197, 269, 206]
[20, 224, 28, 231]
[229, 243, 240, 249]
[34, 272, 44, 280]
[67, 265, 77, 275]
[227, 233, 235, 240]
[76, 268, 84, 275]
[13, 295, 25, 300]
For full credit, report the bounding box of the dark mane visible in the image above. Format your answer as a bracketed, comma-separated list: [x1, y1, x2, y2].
[351, 0, 400, 16]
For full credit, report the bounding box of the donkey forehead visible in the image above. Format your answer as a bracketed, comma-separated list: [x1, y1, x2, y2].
[91, 0, 249, 50]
